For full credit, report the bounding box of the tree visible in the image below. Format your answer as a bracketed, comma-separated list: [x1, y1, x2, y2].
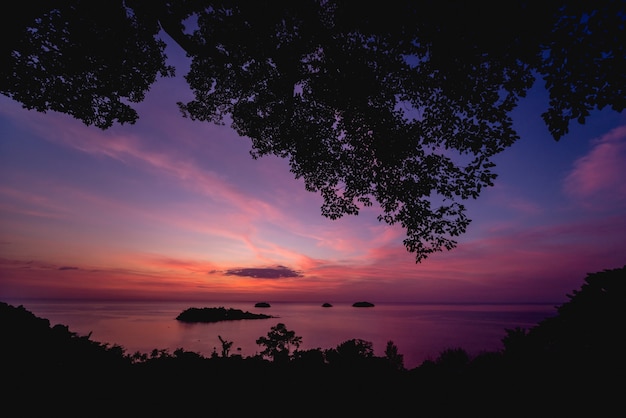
[255, 323, 302, 362]
[435, 347, 470, 371]
[503, 265, 626, 364]
[217, 335, 233, 357]
[0, 0, 175, 129]
[325, 338, 374, 366]
[384, 340, 404, 370]
[3, 1, 625, 261]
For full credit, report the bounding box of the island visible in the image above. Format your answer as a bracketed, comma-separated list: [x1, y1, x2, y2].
[254, 302, 271, 308]
[322, 303, 333, 307]
[176, 307, 275, 323]
[352, 301, 375, 307]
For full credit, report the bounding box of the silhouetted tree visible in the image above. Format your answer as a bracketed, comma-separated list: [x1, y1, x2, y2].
[150, 348, 170, 359]
[256, 323, 302, 362]
[494, 266, 626, 417]
[131, 350, 148, 363]
[325, 338, 374, 367]
[2, 1, 624, 261]
[501, 326, 532, 362]
[435, 347, 469, 371]
[384, 340, 405, 370]
[291, 347, 326, 367]
[503, 265, 626, 366]
[218, 335, 233, 357]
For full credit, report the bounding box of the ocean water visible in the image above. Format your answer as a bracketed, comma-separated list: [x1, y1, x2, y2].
[5, 299, 557, 370]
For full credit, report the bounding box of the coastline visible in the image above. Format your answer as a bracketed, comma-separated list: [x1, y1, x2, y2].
[2, 299, 556, 369]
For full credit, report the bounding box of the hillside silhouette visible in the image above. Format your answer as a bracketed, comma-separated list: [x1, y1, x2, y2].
[2, 266, 624, 416]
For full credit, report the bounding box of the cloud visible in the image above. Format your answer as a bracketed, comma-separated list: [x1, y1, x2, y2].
[0, 256, 240, 301]
[4, 99, 269, 216]
[58, 266, 79, 271]
[222, 265, 303, 279]
[9, 100, 315, 239]
[0, 186, 72, 220]
[563, 125, 626, 206]
[0, 258, 56, 271]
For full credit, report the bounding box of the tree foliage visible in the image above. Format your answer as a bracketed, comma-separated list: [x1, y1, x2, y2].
[218, 335, 233, 357]
[2, 0, 624, 261]
[255, 322, 302, 362]
[502, 265, 626, 363]
[325, 338, 374, 365]
[0, 0, 175, 129]
[385, 340, 404, 370]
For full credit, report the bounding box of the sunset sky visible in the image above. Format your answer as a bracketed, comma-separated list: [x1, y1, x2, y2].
[1, 39, 625, 305]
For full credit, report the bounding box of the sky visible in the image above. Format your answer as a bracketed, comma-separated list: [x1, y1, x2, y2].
[1, 39, 625, 305]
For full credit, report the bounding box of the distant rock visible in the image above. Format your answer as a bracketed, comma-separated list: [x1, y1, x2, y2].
[322, 303, 333, 307]
[254, 302, 271, 308]
[176, 307, 274, 323]
[352, 301, 375, 307]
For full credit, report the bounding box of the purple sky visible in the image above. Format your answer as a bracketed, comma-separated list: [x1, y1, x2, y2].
[1, 40, 625, 304]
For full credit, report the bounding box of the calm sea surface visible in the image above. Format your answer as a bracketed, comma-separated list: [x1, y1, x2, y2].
[6, 300, 557, 370]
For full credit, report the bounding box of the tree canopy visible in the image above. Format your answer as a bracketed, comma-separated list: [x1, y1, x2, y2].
[2, 0, 625, 262]
[255, 322, 302, 362]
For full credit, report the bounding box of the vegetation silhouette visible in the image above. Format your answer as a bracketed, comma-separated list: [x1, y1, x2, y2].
[2, 265, 623, 416]
[3, 2, 624, 262]
[256, 322, 302, 363]
[217, 335, 233, 358]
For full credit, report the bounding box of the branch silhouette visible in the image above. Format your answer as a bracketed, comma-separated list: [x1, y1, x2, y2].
[2, 1, 624, 261]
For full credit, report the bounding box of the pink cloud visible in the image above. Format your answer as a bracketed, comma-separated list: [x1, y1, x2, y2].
[5, 100, 286, 222]
[0, 186, 71, 219]
[2, 204, 624, 303]
[137, 255, 220, 274]
[563, 125, 626, 206]
[482, 182, 544, 216]
[308, 212, 626, 303]
[3, 95, 624, 305]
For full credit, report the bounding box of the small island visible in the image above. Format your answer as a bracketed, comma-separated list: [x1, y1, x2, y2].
[322, 303, 333, 307]
[176, 307, 274, 323]
[352, 301, 375, 307]
[254, 302, 271, 308]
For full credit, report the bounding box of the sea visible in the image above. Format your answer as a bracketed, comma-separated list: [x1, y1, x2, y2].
[4, 299, 558, 370]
